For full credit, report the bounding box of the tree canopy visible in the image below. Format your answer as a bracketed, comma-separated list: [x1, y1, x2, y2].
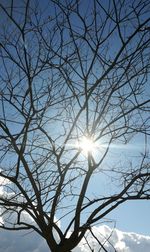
[0, 0, 150, 251]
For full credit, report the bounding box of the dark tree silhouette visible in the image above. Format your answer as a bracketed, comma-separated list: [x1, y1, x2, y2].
[0, 0, 150, 251]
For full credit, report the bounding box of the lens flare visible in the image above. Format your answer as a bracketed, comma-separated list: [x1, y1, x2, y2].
[77, 137, 97, 155]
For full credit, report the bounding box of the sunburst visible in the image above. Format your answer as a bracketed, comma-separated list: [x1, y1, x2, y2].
[77, 136, 97, 155]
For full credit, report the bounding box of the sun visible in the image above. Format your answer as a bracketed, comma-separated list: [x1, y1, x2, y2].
[77, 136, 97, 155]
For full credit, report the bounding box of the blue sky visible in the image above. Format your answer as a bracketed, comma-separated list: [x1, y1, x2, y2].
[0, 0, 150, 251]
[108, 200, 150, 236]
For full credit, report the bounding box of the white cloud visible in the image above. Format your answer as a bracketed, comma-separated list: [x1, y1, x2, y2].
[0, 209, 49, 252]
[0, 230, 49, 252]
[75, 225, 150, 252]
[0, 224, 150, 252]
[0, 174, 149, 251]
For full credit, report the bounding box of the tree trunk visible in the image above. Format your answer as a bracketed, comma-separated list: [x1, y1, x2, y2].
[46, 238, 75, 252]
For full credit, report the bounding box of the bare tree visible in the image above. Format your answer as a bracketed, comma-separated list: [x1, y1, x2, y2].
[0, 0, 150, 251]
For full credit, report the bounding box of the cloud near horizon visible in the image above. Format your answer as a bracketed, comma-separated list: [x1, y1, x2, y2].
[0, 184, 149, 252]
[74, 225, 150, 252]
[0, 224, 150, 252]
